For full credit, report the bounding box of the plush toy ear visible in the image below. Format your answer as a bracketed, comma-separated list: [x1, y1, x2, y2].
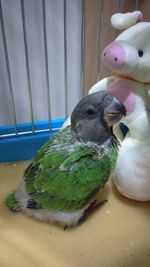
[111, 11, 143, 30]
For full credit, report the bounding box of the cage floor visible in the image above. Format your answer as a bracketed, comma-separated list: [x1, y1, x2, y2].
[0, 162, 150, 267]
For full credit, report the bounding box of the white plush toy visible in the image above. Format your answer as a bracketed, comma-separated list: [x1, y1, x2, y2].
[89, 11, 150, 201]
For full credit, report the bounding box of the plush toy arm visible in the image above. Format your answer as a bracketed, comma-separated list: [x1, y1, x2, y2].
[88, 77, 115, 94]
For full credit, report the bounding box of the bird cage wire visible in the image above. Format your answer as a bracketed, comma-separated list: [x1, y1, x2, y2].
[0, 0, 140, 139]
[0, 0, 85, 138]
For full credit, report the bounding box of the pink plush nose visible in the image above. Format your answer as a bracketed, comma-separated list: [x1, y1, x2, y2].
[102, 42, 125, 70]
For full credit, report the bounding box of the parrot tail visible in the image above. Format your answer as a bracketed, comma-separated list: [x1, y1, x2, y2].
[5, 192, 21, 212]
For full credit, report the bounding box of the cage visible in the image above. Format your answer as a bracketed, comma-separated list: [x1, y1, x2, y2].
[0, 0, 141, 162]
[0, 1, 150, 267]
[0, 0, 85, 162]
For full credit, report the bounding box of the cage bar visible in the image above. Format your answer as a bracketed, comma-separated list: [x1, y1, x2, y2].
[42, 0, 52, 130]
[116, 0, 121, 12]
[63, 0, 68, 118]
[0, 0, 18, 135]
[80, 0, 85, 97]
[135, 0, 140, 10]
[0, 128, 60, 138]
[96, 0, 104, 82]
[21, 0, 35, 133]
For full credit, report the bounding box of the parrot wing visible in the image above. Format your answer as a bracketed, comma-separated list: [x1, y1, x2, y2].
[24, 128, 118, 212]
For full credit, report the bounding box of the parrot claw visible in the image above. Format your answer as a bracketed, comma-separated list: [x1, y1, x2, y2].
[27, 199, 40, 209]
[62, 200, 107, 230]
[63, 225, 68, 231]
[77, 199, 107, 226]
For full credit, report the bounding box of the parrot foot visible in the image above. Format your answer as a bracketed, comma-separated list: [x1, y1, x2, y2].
[78, 199, 107, 226]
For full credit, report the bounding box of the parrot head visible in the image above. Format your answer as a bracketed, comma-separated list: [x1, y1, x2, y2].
[71, 91, 126, 144]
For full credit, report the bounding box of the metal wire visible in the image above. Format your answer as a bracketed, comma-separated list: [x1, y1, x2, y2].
[21, 0, 35, 133]
[135, 0, 140, 10]
[80, 0, 85, 97]
[0, 0, 18, 135]
[116, 0, 121, 12]
[42, 0, 52, 130]
[63, 0, 68, 117]
[96, 0, 104, 82]
[0, 127, 60, 139]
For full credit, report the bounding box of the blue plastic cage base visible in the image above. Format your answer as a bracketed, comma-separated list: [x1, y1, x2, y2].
[0, 120, 128, 163]
[0, 119, 65, 163]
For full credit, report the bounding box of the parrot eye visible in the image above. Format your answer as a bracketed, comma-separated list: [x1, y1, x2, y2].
[138, 49, 143, 57]
[85, 108, 96, 117]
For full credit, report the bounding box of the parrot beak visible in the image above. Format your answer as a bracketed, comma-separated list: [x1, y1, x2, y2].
[104, 98, 126, 126]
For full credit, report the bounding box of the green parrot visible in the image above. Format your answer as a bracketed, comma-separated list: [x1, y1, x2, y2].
[5, 91, 126, 228]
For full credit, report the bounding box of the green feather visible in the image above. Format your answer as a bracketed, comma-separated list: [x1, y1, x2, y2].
[23, 126, 119, 212]
[5, 192, 21, 212]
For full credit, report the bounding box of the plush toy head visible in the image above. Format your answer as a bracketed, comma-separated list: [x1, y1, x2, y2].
[102, 11, 150, 83]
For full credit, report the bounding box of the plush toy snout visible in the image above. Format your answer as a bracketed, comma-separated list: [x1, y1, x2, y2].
[102, 42, 125, 70]
[102, 41, 139, 74]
